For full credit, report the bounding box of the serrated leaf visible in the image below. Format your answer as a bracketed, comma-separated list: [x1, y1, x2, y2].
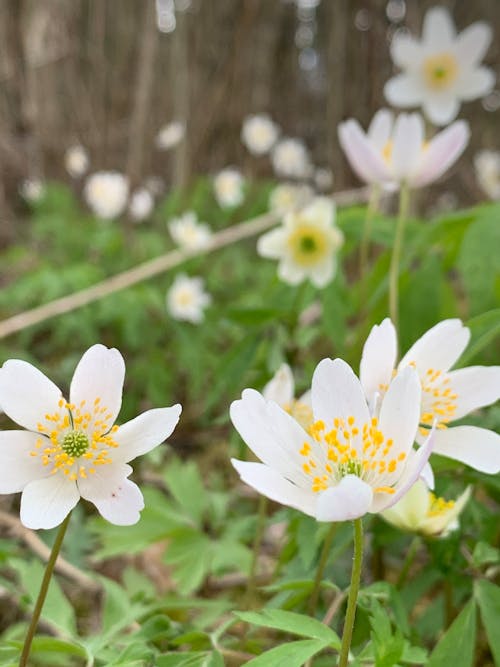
[427, 599, 476, 667]
[475, 580, 500, 666]
[163, 458, 207, 526]
[236, 609, 340, 647]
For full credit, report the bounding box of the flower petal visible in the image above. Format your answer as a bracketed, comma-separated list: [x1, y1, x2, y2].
[367, 109, 394, 151]
[311, 358, 370, 429]
[278, 258, 307, 286]
[112, 405, 182, 463]
[309, 258, 335, 288]
[420, 461, 435, 490]
[78, 463, 144, 524]
[384, 74, 424, 108]
[422, 7, 456, 49]
[257, 228, 286, 258]
[0, 431, 51, 493]
[448, 366, 500, 420]
[338, 120, 391, 185]
[20, 475, 80, 530]
[391, 113, 424, 181]
[420, 485, 471, 536]
[381, 479, 429, 531]
[422, 94, 460, 126]
[70, 345, 125, 426]
[316, 475, 373, 522]
[301, 197, 335, 227]
[431, 426, 500, 473]
[263, 364, 295, 406]
[454, 22, 493, 66]
[0, 360, 62, 432]
[398, 319, 470, 378]
[231, 460, 316, 517]
[360, 318, 397, 407]
[413, 121, 470, 187]
[458, 67, 495, 101]
[390, 34, 423, 69]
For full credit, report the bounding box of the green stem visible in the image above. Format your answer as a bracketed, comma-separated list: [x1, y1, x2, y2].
[338, 518, 364, 667]
[359, 184, 381, 281]
[245, 496, 267, 606]
[396, 536, 421, 589]
[308, 523, 337, 616]
[388, 183, 411, 331]
[19, 512, 72, 667]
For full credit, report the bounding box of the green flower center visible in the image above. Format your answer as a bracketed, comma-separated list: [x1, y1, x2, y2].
[299, 235, 317, 253]
[62, 431, 89, 458]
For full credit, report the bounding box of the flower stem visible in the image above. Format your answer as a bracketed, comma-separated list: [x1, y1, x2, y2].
[388, 183, 410, 330]
[338, 518, 364, 667]
[245, 496, 267, 606]
[359, 184, 380, 280]
[308, 523, 337, 616]
[19, 512, 72, 667]
[396, 536, 421, 589]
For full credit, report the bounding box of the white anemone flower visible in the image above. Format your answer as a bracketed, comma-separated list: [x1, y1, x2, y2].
[360, 318, 500, 474]
[474, 150, 500, 200]
[241, 114, 279, 155]
[384, 7, 495, 126]
[257, 196, 343, 288]
[64, 145, 90, 178]
[129, 188, 154, 222]
[166, 274, 211, 324]
[271, 138, 312, 180]
[269, 183, 314, 216]
[231, 358, 434, 522]
[84, 171, 129, 220]
[213, 167, 245, 208]
[263, 364, 312, 431]
[168, 211, 212, 251]
[0, 345, 181, 530]
[381, 480, 471, 537]
[338, 109, 469, 188]
[155, 121, 186, 150]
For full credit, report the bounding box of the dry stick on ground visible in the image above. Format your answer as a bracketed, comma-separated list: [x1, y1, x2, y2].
[0, 187, 368, 340]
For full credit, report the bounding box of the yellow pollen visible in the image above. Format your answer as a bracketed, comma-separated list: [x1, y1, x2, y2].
[374, 486, 396, 495]
[423, 52, 459, 90]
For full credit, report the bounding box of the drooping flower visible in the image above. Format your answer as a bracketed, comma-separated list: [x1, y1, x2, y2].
[262, 364, 313, 431]
[84, 171, 129, 220]
[474, 150, 500, 200]
[231, 358, 434, 522]
[213, 167, 245, 208]
[271, 138, 312, 180]
[166, 274, 211, 324]
[384, 6, 495, 126]
[338, 109, 469, 188]
[64, 145, 90, 178]
[129, 187, 154, 222]
[257, 196, 343, 288]
[360, 318, 500, 473]
[269, 183, 314, 216]
[0, 345, 181, 530]
[381, 480, 471, 537]
[155, 121, 186, 150]
[241, 114, 279, 155]
[168, 211, 212, 251]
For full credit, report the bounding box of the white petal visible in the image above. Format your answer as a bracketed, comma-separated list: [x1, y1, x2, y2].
[367, 109, 394, 151]
[448, 366, 500, 420]
[263, 364, 295, 406]
[431, 426, 500, 473]
[422, 94, 460, 126]
[312, 358, 370, 429]
[384, 74, 424, 108]
[309, 258, 335, 288]
[458, 67, 495, 101]
[231, 460, 316, 517]
[301, 197, 335, 227]
[422, 7, 456, 49]
[360, 318, 397, 406]
[278, 258, 307, 286]
[390, 34, 423, 69]
[454, 22, 493, 66]
[316, 475, 373, 522]
[381, 479, 429, 531]
[0, 360, 62, 432]
[86, 476, 144, 526]
[338, 121, 391, 185]
[70, 345, 125, 426]
[420, 461, 435, 490]
[0, 431, 51, 493]
[413, 120, 470, 187]
[112, 406, 182, 463]
[257, 227, 287, 259]
[391, 113, 424, 181]
[399, 319, 470, 378]
[20, 475, 80, 530]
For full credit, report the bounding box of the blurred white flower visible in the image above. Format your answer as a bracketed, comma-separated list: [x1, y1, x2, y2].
[241, 114, 279, 155]
[258, 196, 343, 288]
[168, 211, 212, 250]
[129, 188, 154, 222]
[20, 179, 44, 203]
[213, 167, 245, 208]
[338, 109, 469, 188]
[64, 145, 89, 178]
[84, 171, 129, 220]
[263, 364, 313, 431]
[381, 480, 471, 537]
[155, 121, 186, 150]
[385, 7, 495, 126]
[474, 150, 500, 200]
[271, 138, 312, 179]
[314, 167, 334, 191]
[269, 183, 314, 216]
[166, 274, 211, 324]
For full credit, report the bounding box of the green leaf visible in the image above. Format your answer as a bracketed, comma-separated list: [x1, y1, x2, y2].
[243, 639, 329, 666]
[427, 599, 476, 667]
[157, 652, 222, 667]
[235, 609, 340, 647]
[163, 458, 207, 526]
[475, 580, 500, 665]
[460, 308, 500, 366]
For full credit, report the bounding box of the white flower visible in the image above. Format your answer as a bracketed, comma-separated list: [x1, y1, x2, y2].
[129, 188, 154, 222]
[263, 364, 312, 431]
[64, 145, 89, 178]
[271, 138, 312, 180]
[20, 179, 44, 203]
[84, 171, 129, 220]
[241, 114, 279, 155]
[339, 109, 469, 189]
[155, 121, 186, 150]
[0, 345, 181, 530]
[257, 197, 343, 288]
[269, 183, 314, 216]
[385, 7, 495, 126]
[213, 168, 245, 208]
[166, 274, 211, 324]
[474, 150, 500, 200]
[231, 358, 434, 522]
[360, 318, 500, 474]
[168, 211, 212, 250]
[381, 480, 471, 537]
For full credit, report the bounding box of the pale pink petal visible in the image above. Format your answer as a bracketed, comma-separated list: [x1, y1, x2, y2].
[457, 67, 495, 101]
[338, 120, 391, 185]
[257, 228, 287, 258]
[448, 366, 500, 420]
[360, 318, 397, 406]
[367, 109, 394, 151]
[413, 120, 470, 187]
[0, 360, 62, 432]
[422, 7, 456, 49]
[112, 406, 181, 463]
[384, 74, 424, 108]
[316, 475, 373, 521]
[422, 94, 460, 126]
[390, 34, 423, 69]
[431, 426, 500, 473]
[20, 475, 80, 530]
[454, 22, 493, 66]
[0, 431, 51, 493]
[391, 113, 424, 181]
[263, 364, 295, 406]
